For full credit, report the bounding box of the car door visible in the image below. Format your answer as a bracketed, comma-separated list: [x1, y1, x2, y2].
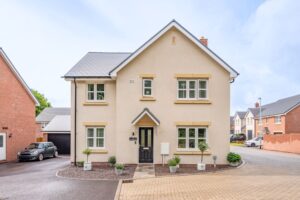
[44, 143, 51, 157]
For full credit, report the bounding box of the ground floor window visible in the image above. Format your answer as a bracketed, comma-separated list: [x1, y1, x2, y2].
[178, 127, 207, 149]
[86, 127, 105, 148]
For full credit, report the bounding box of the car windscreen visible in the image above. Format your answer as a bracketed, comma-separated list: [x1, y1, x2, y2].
[28, 143, 44, 149]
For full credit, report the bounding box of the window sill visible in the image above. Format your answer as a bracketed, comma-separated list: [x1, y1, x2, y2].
[174, 100, 211, 104]
[90, 149, 108, 154]
[83, 101, 108, 106]
[140, 97, 156, 101]
[174, 150, 211, 155]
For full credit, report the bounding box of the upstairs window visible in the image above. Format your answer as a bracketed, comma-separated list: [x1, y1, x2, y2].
[143, 79, 152, 96]
[87, 83, 105, 101]
[275, 116, 281, 124]
[177, 80, 208, 100]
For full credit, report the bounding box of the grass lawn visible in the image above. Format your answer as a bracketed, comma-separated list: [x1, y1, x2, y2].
[230, 142, 245, 147]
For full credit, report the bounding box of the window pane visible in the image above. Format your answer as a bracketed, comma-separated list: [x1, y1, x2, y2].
[140, 130, 145, 147]
[189, 128, 195, 138]
[87, 128, 94, 137]
[198, 139, 206, 144]
[178, 81, 186, 89]
[87, 138, 94, 147]
[199, 81, 207, 89]
[199, 90, 207, 98]
[88, 84, 94, 92]
[178, 139, 186, 148]
[179, 90, 186, 98]
[96, 138, 104, 147]
[178, 128, 186, 137]
[144, 80, 152, 87]
[88, 92, 94, 100]
[96, 128, 104, 137]
[189, 81, 196, 89]
[147, 131, 152, 147]
[97, 84, 104, 92]
[198, 129, 205, 138]
[97, 92, 104, 100]
[0, 136, 3, 147]
[189, 90, 195, 98]
[189, 139, 195, 148]
[144, 88, 152, 95]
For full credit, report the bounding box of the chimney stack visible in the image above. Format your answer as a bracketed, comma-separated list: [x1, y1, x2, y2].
[255, 102, 260, 108]
[200, 36, 208, 46]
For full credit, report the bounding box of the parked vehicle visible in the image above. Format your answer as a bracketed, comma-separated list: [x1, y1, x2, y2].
[17, 142, 58, 161]
[245, 136, 263, 147]
[230, 134, 246, 142]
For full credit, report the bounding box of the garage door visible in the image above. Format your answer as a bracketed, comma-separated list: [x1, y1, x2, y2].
[48, 134, 70, 155]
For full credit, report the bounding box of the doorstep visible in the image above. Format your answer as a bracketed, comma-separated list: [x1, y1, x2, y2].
[133, 164, 155, 179]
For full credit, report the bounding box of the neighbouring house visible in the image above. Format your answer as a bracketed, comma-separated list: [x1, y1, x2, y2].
[233, 112, 246, 134]
[244, 107, 259, 140]
[64, 20, 239, 165]
[36, 107, 71, 154]
[254, 94, 300, 154]
[0, 48, 39, 162]
[230, 116, 234, 135]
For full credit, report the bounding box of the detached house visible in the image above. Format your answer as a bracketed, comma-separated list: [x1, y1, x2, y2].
[0, 48, 39, 162]
[244, 107, 259, 140]
[64, 20, 238, 165]
[233, 112, 246, 134]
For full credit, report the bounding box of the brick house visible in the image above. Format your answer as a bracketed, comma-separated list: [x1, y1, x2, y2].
[255, 94, 300, 153]
[0, 48, 39, 162]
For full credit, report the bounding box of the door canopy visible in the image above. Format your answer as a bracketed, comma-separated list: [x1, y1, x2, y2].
[132, 108, 160, 126]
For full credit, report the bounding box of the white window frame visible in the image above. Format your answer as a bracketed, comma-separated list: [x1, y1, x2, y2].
[142, 79, 153, 97]
[86, 83, 105, 101]
[177, 127, 208, 150]
[177, 79, 208, 100]
[86, 127, 105, 149]
[274, 116, 281, 124]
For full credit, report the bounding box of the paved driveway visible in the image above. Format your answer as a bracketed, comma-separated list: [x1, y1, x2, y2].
[119, 146, 300, 200]
[0, 157, 118, 200]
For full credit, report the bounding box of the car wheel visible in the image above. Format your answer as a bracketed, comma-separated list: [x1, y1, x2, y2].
[38, 154, 44, 161]
[251, 143, 256, 147]
[53, 151, 58, 158]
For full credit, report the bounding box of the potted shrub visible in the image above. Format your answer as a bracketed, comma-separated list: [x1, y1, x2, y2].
[108, 156, 116, 167]
[168, 158, 177, 173]
[174, 155, 181, 168]
[115, 163, 124, 175]
[76, 161, 84, 167]
[227, 152, 241, 167]
[197, 142, 208, 171]
[82, 148, 92, 171]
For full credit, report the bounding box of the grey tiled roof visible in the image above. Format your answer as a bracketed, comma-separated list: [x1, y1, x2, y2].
[236, 111, 247, 119]
[64, 52, 131, 77]
[36, 107, 70, 122]
[259, 94, 300, 117]
[248, 108, 260, 117]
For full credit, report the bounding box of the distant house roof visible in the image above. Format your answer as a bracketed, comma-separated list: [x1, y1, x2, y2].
[247, 108, 260, 117]
[0, 48, 39, 105]
[64, 52, 131, 78]
[235, 111, 247, 119]
[230, 116, 234, 125]
[259, 94, 300, 117]
[36, 107, 70, 123]
[64, 20, 239, 79]
[43, 115, 70, 133]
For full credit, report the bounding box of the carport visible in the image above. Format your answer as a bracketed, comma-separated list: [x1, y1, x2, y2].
[43, 115, 70, 155]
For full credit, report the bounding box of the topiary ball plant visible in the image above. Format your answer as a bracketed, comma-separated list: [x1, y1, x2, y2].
[174, 156, 181, 165]
[227, 152, 241, 163]
[168, 158, 177, 167]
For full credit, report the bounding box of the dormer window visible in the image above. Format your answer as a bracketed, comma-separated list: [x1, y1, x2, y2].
[87, 83, 105, 101]
[143, 79, 152, 97]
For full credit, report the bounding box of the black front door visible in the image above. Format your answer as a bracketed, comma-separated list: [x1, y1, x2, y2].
[139, 127, 153, 163]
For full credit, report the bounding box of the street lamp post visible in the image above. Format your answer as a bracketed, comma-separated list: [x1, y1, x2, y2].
[258, 97, 262, 149]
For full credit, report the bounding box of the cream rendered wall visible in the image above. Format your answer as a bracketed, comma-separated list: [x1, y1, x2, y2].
[70, 80, 116, 163]
[115, 27, 230, 164]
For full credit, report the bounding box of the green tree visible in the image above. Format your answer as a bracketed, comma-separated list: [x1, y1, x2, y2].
[31, 89, 51, 116]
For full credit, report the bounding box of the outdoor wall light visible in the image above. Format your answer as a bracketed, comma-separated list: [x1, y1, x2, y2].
[8, 133, 13, 138]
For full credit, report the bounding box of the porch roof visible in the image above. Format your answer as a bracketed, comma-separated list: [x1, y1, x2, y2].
[132, 108, 160, 126]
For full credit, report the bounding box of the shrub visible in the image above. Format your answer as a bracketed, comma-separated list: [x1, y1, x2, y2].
[227, 152, 241, 163]
[108, 156, 116, 166]
[174, 156, 181, 164]
[115, 163, 124, 170]
[168, 158, 177, 167]
[76, 161, 84, 167]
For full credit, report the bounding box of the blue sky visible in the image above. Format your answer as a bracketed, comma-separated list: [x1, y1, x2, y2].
[0, 0, 299, 114]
